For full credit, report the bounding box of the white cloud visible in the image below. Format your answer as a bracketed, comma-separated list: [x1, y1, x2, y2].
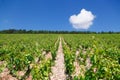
[69, 9, 95, 30]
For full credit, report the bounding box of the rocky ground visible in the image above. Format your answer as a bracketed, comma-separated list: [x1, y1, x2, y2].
[50, 38, 66, 80]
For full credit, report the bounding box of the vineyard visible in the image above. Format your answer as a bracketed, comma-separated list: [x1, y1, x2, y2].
[0, 34, 120, 80]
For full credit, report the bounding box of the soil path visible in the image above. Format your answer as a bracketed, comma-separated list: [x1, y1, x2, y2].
[50, 37, 66, 80]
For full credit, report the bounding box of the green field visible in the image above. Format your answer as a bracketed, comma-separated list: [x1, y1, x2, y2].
[0, 34, 120, 80]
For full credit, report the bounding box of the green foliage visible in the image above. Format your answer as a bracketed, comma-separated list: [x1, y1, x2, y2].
[63, 44, 75, 76]
[0, 34, 58, 79]
[0, 34, 120, 79]
[63, 34, 120, 79]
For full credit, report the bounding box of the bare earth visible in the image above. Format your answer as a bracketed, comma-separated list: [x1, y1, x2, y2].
[72, 50, 81, 77]
[0, 68, 17, 80]
[50, 38, 66, 80]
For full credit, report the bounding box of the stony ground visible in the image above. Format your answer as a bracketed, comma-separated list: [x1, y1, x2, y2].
[50, 38, 66, 80]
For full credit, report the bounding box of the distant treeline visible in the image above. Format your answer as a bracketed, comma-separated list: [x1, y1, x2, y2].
[0, 29, 120, 34]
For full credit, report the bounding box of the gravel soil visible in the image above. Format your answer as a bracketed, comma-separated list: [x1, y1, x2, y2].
[50, 38, 66, 80]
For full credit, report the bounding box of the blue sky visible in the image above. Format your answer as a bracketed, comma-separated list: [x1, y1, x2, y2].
[0, 0, 120, 31]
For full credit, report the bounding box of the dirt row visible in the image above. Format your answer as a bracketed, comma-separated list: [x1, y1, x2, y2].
[50, 37, 66, 80]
